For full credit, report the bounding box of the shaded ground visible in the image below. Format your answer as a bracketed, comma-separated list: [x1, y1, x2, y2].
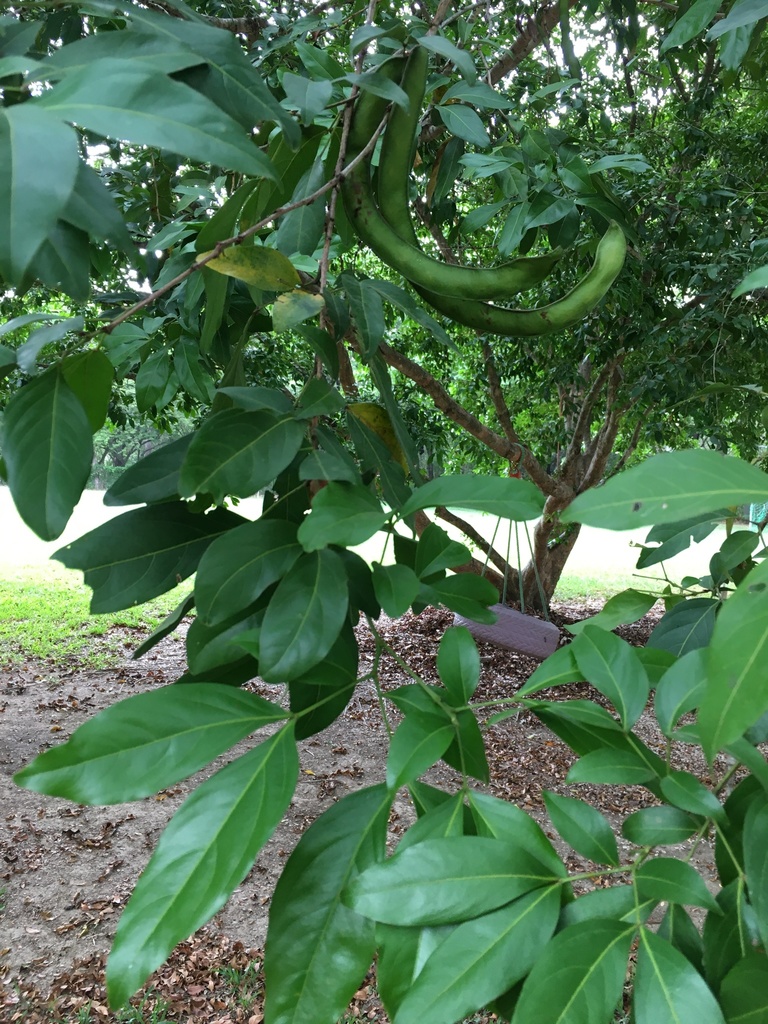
[1, 603, 722, 1022]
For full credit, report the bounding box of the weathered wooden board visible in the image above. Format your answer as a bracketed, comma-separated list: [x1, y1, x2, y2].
[454, 604, 560, 660]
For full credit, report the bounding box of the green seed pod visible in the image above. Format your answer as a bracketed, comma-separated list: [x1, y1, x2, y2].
[343, 55, 562, 301]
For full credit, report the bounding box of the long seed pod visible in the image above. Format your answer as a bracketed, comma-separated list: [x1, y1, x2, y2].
[374, 50, 627, 336]
[342, 57, 562, 301]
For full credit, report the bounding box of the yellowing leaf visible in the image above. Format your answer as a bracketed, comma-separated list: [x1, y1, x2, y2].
[203, 246, 300, 291]
[348, 403, 408, 471]
[272, 289, 324, 332]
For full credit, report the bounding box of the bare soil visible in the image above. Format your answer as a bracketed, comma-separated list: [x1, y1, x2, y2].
[0, 604, 722, 1023]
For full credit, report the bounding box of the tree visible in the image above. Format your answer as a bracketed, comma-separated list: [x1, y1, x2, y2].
[6, 1, 768, 1020]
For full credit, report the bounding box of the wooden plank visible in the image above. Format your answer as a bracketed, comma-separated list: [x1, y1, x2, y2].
[454, 604, 560, 660]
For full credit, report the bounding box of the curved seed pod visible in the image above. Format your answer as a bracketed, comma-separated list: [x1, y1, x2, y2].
[413, 221, 628, 336]
[372, 50, 627, 337]
[343, 57, 562, 301]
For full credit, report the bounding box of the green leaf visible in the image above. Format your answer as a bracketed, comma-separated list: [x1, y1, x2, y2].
[107, 726, 298, 1007]
[698, 560, 768, 759]
[345, 837, 557, 927]
[298, 483, 389, 551]
[419, 36, 477, 81]
[543, 791, 619, 866]
[174, 338, 215, 404]
[423, 574, 499, 623]
[658, 903, 704, 973]
[622, 805, 701, 846]
[636, 514, 722, 569]
[510, 919, 634, 1024]
[195, 519, 302, 625]
[733, 263, 768, 297]
[101, 323, 149, 368]
[54, 503, 244, 613]
[289, 621, 358, 740]
[659, 771, 725, 822]
[104, 435, 193, 507]
[218, 386, 293, 414]
[282, 72, 334, 124]
[498, 202, 531, 255]
[744, 797, 768, 950]
[294, 377, 346, 420]
[132, 593, 195, 660]
[438, 104, 490, 148]
[365, 281, 454, 350]
[715, 778, 763, 887]
[648, 598, 719, 657]
[0, 105, 80, 282]
[3, 369, 92, 541]
[204, 247, 301, 292]
[61, 350, 113, 432]
[373, 563, 421, 618]
[571, 626, 649, 729]
[567, 589, 658, 635]
[515, 645, 585, 699]
[566, 748, 657, 786]
[562, 451, 768, 530]
[273, 159, 327, 257]
[442, 80, 514, 109]
[179, 410, 305, 504]
[298, 447, 361, 485]
[14, 684, 287, 804]
[272, 289, 324, 332]
[468, 792, 565, 876]
[559, 885, 655, 928]
[387, 713, 455, 791]
[654, 649, 707, 737]
[636, 858, 720, 912]
[65, 160, 144, 250]
[16, 316, 85, 374]
[415, 524, 471, 579]
[135, 348, 172, 412]
[342, 274, 386, 361]
[719, 951, 768, 1023]
[442, 708, 489, 783]
[258, 549, 349, 682]
[703, 880, 757, 992]
[400, 475, 544, 520]
[660, 0, 721, 53]
[437, 627, 480, 703]
[395, 887, 561, 1024]
[399, 792, 467, 851]
[707, 0, 768, 38]
[38, 59, 277, 180]
[634, 927, 725, 1024]
[264, 785, 391, 1024]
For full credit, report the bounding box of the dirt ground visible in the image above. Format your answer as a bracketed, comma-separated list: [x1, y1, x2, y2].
[0, 603, 723, 1022]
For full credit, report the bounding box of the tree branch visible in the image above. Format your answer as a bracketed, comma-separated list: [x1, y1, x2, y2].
[482, 339, 519, 449]
[488, 0, 578, 85]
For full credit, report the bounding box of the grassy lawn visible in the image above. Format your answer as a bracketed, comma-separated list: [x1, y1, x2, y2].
[0, 486, 727, 667]
[0, 562, 187, 667]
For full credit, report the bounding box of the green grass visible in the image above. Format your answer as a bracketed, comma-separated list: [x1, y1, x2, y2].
[0, 564, 188, 668]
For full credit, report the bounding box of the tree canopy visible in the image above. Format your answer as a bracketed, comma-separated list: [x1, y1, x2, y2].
[6, 0, 768, 1019]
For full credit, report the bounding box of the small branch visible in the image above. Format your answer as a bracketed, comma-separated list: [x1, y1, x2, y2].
[559, 359, 614, 480]
[378, 342, 512, 458]
[489, 0, 578, 85]
[430, 0, 455, 32]
[482, 339, 520, 450]
[435, 506, 510, 576]
[607, 413, 646, 478]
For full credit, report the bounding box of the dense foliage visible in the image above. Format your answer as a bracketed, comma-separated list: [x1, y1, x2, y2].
[5, 1, 768, 1020]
